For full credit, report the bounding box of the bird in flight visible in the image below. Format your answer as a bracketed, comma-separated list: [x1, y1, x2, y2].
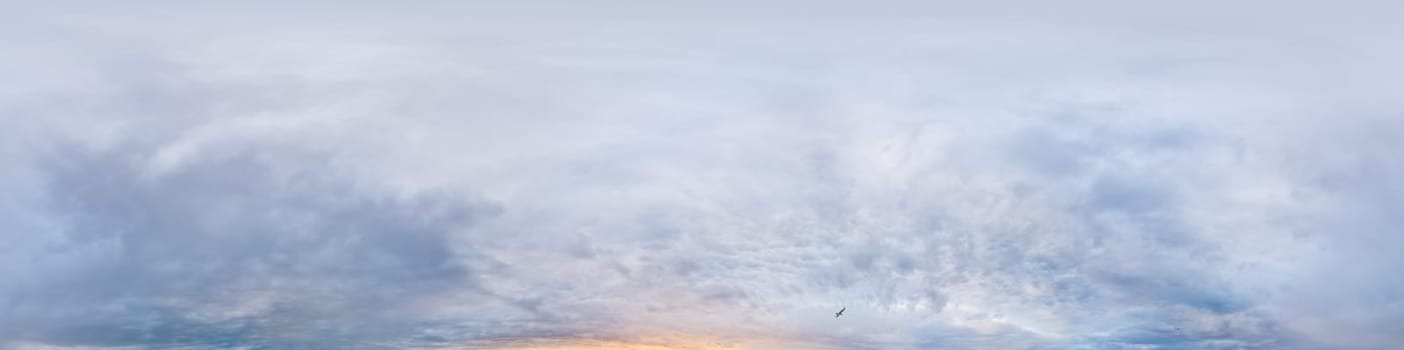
[835, 307, 846, 318]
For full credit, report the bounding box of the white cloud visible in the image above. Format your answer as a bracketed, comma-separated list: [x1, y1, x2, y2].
[3, 1, 1403, 349]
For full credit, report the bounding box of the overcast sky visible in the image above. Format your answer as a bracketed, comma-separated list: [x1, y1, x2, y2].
[3, 1, 1403, 349]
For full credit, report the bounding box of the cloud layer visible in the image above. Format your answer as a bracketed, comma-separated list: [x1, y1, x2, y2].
[3, 1, 1403, 349]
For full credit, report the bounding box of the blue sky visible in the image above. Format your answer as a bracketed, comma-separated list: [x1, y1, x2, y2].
[2, 1, 1403, 349]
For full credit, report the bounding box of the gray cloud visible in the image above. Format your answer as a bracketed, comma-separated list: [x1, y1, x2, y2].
[2, 140, 500, 348]
[3, 1, 1404, 349]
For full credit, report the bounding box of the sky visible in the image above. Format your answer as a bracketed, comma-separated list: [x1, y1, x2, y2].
[2, 1, 1403, 349]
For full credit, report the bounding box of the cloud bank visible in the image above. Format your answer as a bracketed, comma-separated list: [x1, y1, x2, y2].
[3, 1, 1403, 349]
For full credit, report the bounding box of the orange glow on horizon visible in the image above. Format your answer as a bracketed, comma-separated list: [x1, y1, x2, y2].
[491, 339, 738, 350]
[446, 331, 837, 350]
[502, 343, 726, 350]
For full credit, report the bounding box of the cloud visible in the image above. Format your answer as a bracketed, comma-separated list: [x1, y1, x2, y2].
[1, 139, 504, 348]
[3, 1, 1404, 349]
